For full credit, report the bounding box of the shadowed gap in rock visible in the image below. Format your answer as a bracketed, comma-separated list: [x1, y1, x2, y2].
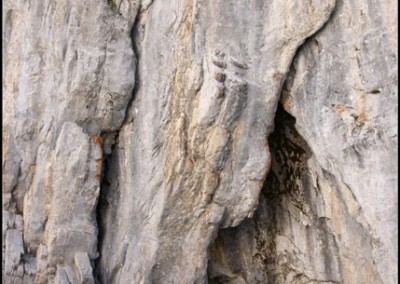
[207, 104, 314, 284]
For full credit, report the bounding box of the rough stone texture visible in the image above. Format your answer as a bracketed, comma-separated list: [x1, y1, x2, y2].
[74, 252, 95, 284]
[3, 0, 139, 282]
[209, 105, 391, 283]
[2, 0, 397, 284]
[209, 1, 398, 283]
[282, 1, 398, 281]
[5, 229, 25, 276]
[96, 1, 337, 283]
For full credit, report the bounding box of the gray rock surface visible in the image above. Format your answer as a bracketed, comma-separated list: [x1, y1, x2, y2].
[2, 0, 397, 283]
[3, 0, 139, 282]
[209, 1, 398, 283]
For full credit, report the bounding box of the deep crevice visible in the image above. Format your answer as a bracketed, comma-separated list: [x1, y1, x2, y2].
[207, 28, 324, 281]
[207, 102, 313, 283]
[93, 10, 145, 283]
[207, 23, 343, 281]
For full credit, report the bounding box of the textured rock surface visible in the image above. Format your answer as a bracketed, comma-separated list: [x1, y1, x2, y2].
[2, 0, 397, 284]
[209, 1, 398, 283]
[3, 0, 139, 282]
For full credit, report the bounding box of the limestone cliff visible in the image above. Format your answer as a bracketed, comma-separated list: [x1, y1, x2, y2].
[2, 0, 397, 283]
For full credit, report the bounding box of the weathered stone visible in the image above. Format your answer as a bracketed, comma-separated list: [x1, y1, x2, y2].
[98, 1, 337, 282]
[2, 211, 11, 239]
[64, 265, 79, 284]
[14, 215, 24, 231]
[74, 253, 94, 284]
[43, 122, 100, 266]
[16, 264, 24, 278]
[4, 229, 24, 275]
[23, 257, 36, 276]
[54, 266, 71, 284]
[278, 1, 397, 282]
[2, 194, 12, 209]
[2, 0, 397, 283]
[34, 245, 49, 284]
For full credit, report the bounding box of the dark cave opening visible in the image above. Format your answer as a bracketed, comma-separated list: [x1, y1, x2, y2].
[208, 103, 313, 284]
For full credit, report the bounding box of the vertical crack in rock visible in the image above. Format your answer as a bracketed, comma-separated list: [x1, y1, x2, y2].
[93, 2, 153, 282]
[93, 132, 116, 283]
[93, 6, 146, 284]
[92, 1, 337, 283]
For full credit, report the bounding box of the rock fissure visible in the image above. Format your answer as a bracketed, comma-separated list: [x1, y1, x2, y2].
[2, 0, 397, 283]
[94, 5, 149, 282]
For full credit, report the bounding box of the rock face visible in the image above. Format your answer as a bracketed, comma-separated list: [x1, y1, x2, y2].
[2, 0, 397, 283]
